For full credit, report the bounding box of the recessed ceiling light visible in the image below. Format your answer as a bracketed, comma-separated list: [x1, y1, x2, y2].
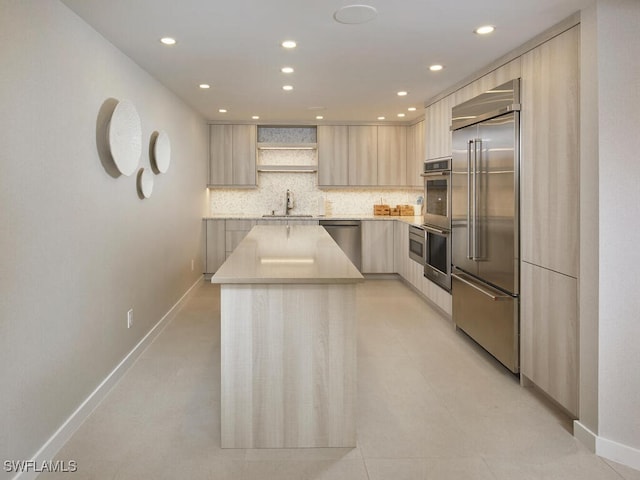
[333, 5, 378, 24]
[281, 67, 294, 74]
[252, 116, 260, 120]
[218, 109, 227, 113]
[282, 40, 297, 49]
[160, 37, 176, 45]
[316, 115, 324, 120]
[408, 107, 417, 111]
[397, 113, 406, 118]
[282, 85, 294, 91]
[397, 91, 408, 97]
[474, 25, 495, 35]
[199, 84, 210, 89]
[429, 64, 444, 71]
[377, 116, 385, 120]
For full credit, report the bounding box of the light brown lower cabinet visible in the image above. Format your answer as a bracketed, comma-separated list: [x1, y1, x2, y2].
[205, 219, 225, 274]
[520, 261, 578, 416]
[361, 220, 395, 273]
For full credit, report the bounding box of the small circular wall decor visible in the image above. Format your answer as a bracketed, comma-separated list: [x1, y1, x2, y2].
[152, 130, 171, 173]
[138, 168, 154, 199]
[108, 99, 142, 176]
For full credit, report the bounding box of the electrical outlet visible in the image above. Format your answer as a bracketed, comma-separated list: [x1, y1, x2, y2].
[127, 309, 133, 328]
[191, 259, 195, 271]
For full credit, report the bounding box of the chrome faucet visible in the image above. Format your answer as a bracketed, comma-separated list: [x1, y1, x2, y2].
[285, 189, 294, 215]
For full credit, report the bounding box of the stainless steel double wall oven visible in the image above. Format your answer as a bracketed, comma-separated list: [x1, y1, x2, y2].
[421, 157, 452, 291]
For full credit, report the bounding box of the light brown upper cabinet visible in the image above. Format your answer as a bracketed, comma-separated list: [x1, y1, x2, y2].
[424, 95, 454, 160]
[208, 124, 257, 187]
[348, 126, 378, 186]
[520, 26, 580, 278]
[406, 119, 425, 187]
[454, 58, 522, 106]
[317, 125, 349, 186]
[377, 126, 407, 186]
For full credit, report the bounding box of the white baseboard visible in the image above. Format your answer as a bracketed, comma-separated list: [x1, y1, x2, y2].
[13, 277, 204, 480]
[574, 420, 640, 472]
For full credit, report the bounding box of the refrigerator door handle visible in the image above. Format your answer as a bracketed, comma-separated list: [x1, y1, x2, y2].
[452, 273, 512, 301]
[472, 139, 480, 260]
[466, 140, 473, 260]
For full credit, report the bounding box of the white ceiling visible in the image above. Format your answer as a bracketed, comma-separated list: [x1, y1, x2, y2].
[61, 0, 591, 124]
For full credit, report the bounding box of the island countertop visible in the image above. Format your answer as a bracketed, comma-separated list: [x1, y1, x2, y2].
[211, 225, 364, 284]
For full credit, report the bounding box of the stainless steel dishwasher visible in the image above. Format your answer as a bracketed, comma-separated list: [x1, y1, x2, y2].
[319, 220, 362, 271]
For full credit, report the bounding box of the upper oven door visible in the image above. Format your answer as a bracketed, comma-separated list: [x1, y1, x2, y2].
[423, 170, 451, 230]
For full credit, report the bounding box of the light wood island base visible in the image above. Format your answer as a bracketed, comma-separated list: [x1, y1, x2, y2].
[220, 283, 356, 448]
[211, 225, 363, 449]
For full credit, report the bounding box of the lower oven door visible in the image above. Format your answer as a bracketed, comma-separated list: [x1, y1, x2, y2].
[408, 226, 425, 265]
[424, 225, 451, 291]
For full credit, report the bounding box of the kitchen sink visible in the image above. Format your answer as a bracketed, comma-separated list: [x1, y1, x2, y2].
[262, 214, 314, 218]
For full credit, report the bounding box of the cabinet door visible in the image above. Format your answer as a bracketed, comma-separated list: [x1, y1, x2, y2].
[361, 220, 395, 273]
[521, 26, 579, 277]
[377, 126, 407, 186]
[209, 125, 233, 185]
[348, 126, 377, 186]
[521, 261, 578, 416]
[406, 120, 424, 187]
[424, 96, 453, 160]
[318, 125, 349, 186]
[205, 219, 226, 273]
[232, 124, 257, 186]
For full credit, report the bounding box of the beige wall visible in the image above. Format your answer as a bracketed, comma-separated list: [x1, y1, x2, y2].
[579, 0, 640, 468]
[0, 0, 208, 472]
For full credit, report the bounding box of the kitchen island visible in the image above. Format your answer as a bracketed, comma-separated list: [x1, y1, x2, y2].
[211, 225, 364, 448]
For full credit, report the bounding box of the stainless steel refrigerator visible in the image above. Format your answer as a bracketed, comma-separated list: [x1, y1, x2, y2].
[450, 79, 520, 373]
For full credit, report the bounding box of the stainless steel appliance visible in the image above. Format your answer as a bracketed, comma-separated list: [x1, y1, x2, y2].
[319, 220, 362, 271]
[421, 157, 452, 291]
[421, 157, 451, 230]
[451, 79, 521, 374]
[424, 225, 451, 291]
[408, 225, 425, 265]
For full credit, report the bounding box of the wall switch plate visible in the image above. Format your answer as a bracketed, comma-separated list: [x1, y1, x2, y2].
[127, 309, 133, 328]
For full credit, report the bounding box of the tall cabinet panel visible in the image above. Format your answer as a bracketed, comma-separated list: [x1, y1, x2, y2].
[377, 126, 407, 186]
[348, 126, 378, 186]
[521, 26, 579, 277]
[318, 125, 349, 186]
[520, 25, 580, 416]
[406, 119, 425, 187]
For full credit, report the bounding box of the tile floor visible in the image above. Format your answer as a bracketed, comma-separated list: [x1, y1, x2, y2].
[49, 279, 639, 479]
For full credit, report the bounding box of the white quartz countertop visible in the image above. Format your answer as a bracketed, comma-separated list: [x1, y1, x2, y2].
[211, 225, 365, 284]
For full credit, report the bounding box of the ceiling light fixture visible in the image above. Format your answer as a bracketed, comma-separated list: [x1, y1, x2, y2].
[281, 67, 294, 74]
[282, 85, 293, 91]
[199, 84, 210, 89]
[397, 91, 408, 96]
[218, 109, 227, 113]
[160, 37, 176, 45]
[377, 116, 385, 120]
[397, 113, 406, 118]
[474, 25, 495, 35]
[333, 4, 378, 24]
[429, 64, 444, 71]
[281, 40, 297, 49]
[316, 115, 324, 120]
[252, 116, 260, 120]
[408, 107, 417, 111]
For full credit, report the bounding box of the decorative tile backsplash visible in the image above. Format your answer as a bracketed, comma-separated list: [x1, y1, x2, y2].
[209, 149, 423, 216]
